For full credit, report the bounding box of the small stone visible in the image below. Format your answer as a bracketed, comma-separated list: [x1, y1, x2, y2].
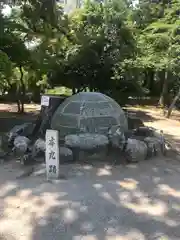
[60, 146, 72, 156]
[144, 137, 163, 158]
[153, 130, 166, 155]
[125, 138, 147, 163]
[32, 138, 46, 158]
[13, 136, 30, 156]
[59, 147, 73, 163]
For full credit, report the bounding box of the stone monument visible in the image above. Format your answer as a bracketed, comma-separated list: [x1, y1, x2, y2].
[51, 92, 128, 141]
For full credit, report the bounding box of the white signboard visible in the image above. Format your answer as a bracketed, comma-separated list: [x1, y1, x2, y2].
[45, 129, 60, 179]
[41, 95, 50, 107]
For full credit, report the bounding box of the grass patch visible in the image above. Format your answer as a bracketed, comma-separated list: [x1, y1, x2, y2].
[45, 87, 72, 96]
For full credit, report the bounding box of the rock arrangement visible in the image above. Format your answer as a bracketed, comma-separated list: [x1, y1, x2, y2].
[0, 93, 166, 165]
[64, 125, 165, 163]
[0, 118, 166, 165]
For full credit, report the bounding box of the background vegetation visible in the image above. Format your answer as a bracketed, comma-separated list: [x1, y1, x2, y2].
[1, 0, 180, 117]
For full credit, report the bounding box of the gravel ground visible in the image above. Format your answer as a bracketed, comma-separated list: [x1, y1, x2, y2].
[0, 157, 180, 240]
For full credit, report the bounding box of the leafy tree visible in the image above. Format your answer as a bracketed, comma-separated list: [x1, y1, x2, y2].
[50, 0, 138, 103]
[0, 0, 68, 112]
[131, 0, 180, 110]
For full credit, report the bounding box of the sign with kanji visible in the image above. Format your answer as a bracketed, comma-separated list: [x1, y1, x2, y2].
[45, 129, 59, 179]
[41, 95, 50, 107]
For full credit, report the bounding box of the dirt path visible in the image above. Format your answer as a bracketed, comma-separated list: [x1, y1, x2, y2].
[0, 105, 180, 240]
[126, 106, 180, 154]
[0, 103, 40, 113]
[1, 158, 180, 240]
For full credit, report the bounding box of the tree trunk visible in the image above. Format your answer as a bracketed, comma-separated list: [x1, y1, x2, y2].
[72, 87, 76, 95]
[158, 71, 168, 107]
[148, 69, 154, 93]
[17, 99, 21, 113]
[142, 71, 148, 88]
[19, 66, 25, 113]
[166, 87, 180, 118]
[21, 101, 24, 113]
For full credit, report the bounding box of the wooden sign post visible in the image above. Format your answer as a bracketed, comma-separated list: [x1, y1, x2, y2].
[45, 129, 60, 179]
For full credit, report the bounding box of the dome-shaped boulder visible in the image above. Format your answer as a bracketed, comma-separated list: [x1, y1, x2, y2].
[51, 92, 128, 140]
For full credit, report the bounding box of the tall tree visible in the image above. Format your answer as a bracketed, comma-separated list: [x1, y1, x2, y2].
[131, 0, 180, 108]
[50, 0, 138, 102]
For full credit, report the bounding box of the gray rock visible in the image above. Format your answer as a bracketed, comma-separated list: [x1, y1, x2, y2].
[6, 122, 34, 145]
[51, 92, 128, 141]
[60, 146, 72, 156]
[153, 129, 166, 155]
[144, 137, 164, 158]
[65, 133, 109, 150]
[23, 138, 46, 164]
[32, 138, 46, 158]
[125, 138, 147, 163]
[13, 136, 30, 156]
[108, 125, 126, 150]
[131, 127, 166, 155]
[59, 147, 73, 163]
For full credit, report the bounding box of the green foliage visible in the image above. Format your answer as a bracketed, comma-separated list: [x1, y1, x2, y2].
[1, 0, 180, 113]
[49, 0, 139, 101]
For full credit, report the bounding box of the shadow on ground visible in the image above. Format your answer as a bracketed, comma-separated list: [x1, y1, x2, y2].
[0, 157, 180, 240]
[126, 109, 158, 123]
[127, 106, 180, 159]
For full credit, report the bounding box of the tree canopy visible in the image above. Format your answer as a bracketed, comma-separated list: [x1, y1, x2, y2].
[0, 0, 180, 116]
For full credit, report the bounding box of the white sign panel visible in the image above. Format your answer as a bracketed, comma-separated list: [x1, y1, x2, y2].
[45, 129, 60, 179]
[41, 95, 50, 107]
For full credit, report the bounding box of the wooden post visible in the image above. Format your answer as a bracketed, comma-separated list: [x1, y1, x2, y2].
[45, 129, 60, 179]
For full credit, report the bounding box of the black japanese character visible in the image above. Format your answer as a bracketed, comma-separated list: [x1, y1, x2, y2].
[49, 150, 56, 160]
[49, 165, 57, 174]
[49, 137, 55, 147]
[53, 165, 56, 173]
